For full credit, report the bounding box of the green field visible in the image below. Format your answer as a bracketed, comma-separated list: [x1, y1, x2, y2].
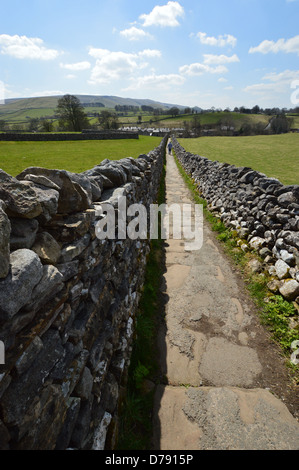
[178, 133, 299, 186]
[0, 135, 162, 176]
[119, 111, 270, 130]
[160, 111, 270, 130]
[288, 114, 299, 128]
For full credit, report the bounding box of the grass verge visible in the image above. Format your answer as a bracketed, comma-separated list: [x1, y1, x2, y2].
[116, 152, 166, 450]
[173, 150, 299, 383]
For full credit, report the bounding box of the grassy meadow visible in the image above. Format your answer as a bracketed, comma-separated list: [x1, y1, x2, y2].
[0, 135, 162, 176]
[1, 130, 298, 185]
[178, 133, 299, 186]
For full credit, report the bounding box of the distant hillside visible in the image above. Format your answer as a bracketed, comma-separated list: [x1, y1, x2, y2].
[0, 94, 191, 128]
[0, 96, 60, 124]
[75, 95, 186, 110]
[0, 94, 187, 122]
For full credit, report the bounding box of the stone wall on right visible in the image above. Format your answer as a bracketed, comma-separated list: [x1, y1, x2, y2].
[172, 137, 299, 303]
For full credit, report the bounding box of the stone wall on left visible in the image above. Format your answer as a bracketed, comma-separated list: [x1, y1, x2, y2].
[0, 131, 139, 141]
[0, 135, 167, 450]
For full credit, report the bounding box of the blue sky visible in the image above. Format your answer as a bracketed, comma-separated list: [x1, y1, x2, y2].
[0, 0, 298, 108]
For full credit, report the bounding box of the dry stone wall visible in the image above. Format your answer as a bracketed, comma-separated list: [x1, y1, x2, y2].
[0, 136, 167, 450]
[0, 131, 138, 141]
[172, 137, 299, 304]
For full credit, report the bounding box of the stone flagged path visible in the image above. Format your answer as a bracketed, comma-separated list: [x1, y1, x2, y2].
[152, 146, 299, 450]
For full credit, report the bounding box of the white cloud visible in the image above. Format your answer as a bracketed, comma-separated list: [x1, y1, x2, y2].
[89, 51, 138, 84]
[249, 35, 299, 55]
[0, 34, 60, 60]
[138, 49, 161, 58]
[88, 48, 161, 85]
[0, 82, 21, 100]
[88, 48, 111, 60]
[120, 26, 153, 41]
[244, 69, 299, 95]
[263, 69, 299, 82]
[179, 63, 228, 76]
[203, 54, 239, 65]
[30, 90, 64, 97]
[140, 1, 184, 27]
[197, 32, 237, 48]
[124, 73, 185, 91]
[60, 61, 91, 71]
[218, 77, 228, 82]
[244, 82, 285, 95]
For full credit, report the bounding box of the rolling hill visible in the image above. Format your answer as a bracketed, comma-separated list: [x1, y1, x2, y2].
[0, 94, 277, 132]
[0, 94, 187, 124]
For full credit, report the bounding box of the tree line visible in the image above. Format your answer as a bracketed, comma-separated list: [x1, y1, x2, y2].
[182, 113, 294, 138]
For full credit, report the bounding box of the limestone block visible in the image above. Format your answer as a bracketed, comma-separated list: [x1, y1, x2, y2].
[281, 231, 299, 250]
[32, 231, 61, 265]
[0, 249, 43, 320]
[17, 167, 90, 214]
[15, 336, 43, 375]
[275, 259, 290, 279]
[10, 217, 38, 250]
[23, 264, 64, 313]
[23, 181, 60, 222]
[56, 260, 80, 281]
[95, 164, 127, 187]
[248, 259, 263, 273]
[278, 191, 296, 208]
[279, 279, 299, 300]
[85, 171, 113, 189]
[89, 179, 102, 201]
[46, 212, 92, 242]
[0, 170, 42, 219]
[74, 366, 93, 400]
[22, 174, 60, 191]
[267, 279, 281, 293]
[249, 236, 266, 250]
[92, 412, 112, 450]
[0, 205, 11, 278]
[59, 233, 91, 263]
[0, 329, 65, 433]
[15, 384, 68, 450]
[55, 397, 81, 450]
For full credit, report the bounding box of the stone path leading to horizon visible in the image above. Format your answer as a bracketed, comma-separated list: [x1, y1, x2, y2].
[151, 145, 299, 450]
